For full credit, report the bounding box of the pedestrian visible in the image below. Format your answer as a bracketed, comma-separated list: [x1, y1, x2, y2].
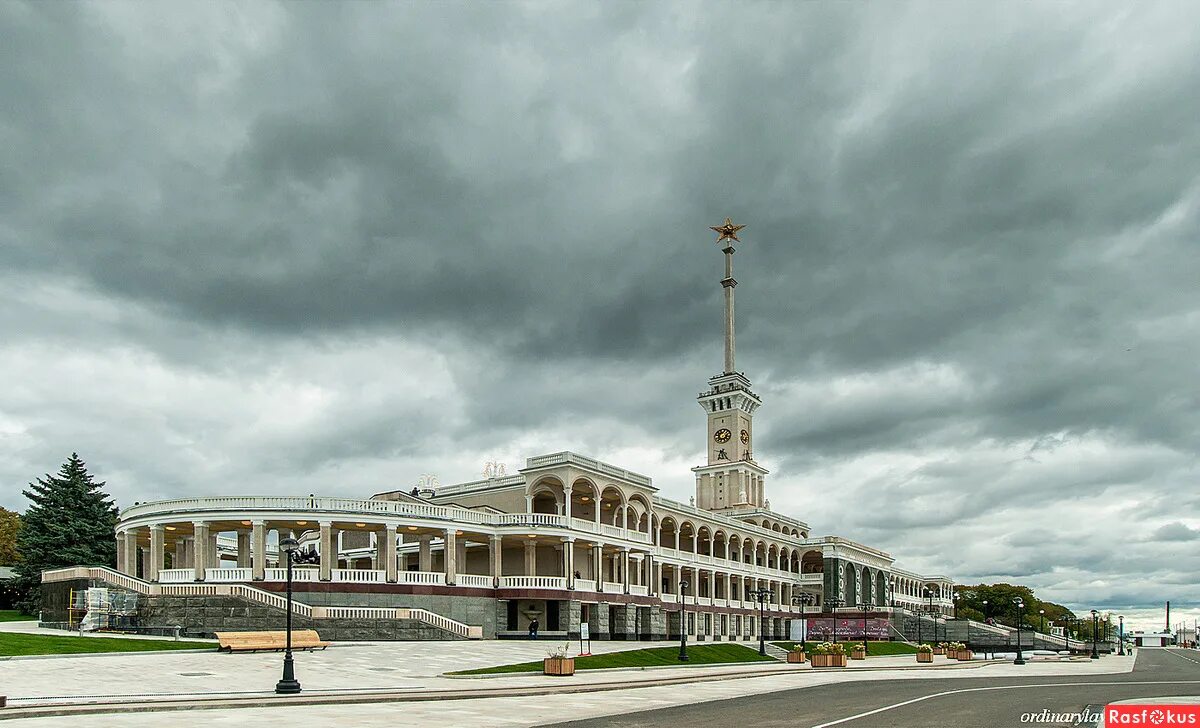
[529, 618, 539, 640]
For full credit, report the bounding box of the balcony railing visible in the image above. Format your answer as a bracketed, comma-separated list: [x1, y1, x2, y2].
[205, 568, 252, 582]
[602, 581, 623, 593]
[498, 576, 567, 589]
[265, 567, 318, 582]
[574, 578, 597, 592]
[457, 574, 494, 588]
[629, 584, 649, 596]
[158, 569, 193, 583]
[396, 571, 444, 585]
[333, 569, 383, 583]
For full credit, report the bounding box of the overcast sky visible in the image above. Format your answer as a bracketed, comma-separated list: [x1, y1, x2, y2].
[2, 1, 1197, 630]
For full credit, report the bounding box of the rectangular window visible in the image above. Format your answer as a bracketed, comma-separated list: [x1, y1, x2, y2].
[687, 612, 695, 635]
[750, 617, 756, 635]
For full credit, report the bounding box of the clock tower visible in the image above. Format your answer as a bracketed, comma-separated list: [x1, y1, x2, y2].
[693, 219, 770, 511]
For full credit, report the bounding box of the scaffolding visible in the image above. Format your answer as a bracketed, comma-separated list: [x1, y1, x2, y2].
[68, 587, 138, 631]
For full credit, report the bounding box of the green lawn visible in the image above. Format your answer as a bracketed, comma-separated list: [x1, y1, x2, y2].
[0, 610, 35, 622]
[771, 640, 919, 656]
[0, 632, 208, 656]
[451, 643, 774, 675]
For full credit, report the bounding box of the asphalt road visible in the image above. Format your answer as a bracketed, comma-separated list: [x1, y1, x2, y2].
[543, 648, 1200, 728]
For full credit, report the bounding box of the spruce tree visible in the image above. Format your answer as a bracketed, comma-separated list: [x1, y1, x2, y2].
[12, 454, 118, 614]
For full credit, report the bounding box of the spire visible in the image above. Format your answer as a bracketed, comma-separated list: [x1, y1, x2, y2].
[709, 218, 745, 374]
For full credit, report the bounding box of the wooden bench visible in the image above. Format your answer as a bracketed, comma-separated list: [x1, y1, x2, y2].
[214, 630, 330, 653]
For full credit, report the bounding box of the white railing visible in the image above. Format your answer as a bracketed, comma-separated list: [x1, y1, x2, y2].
[495, 513, 567, 527]
[574, 578, 597, 592]
[264, 567, 319, 582]
[712, 597, 727, 607]
[333, 569, 383, 583]
[498, 576, 567, 589]
[456, 574, 495, 588]
[205, 568, 252, 582]
[571, 518, 599, 533]
[158, 569, 194, 583]
[629, 584, 649, 596]
[404, 608, 484, 639]
[600, 524, 625, 539]
[602, 581, 623, 593]
[660, 593, 677, 603]
[396, 571, 445, 585]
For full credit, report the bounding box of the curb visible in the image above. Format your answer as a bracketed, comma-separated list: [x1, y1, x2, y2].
[0, 660, 990, 720]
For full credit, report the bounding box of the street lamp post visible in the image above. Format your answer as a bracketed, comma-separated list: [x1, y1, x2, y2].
[1013, 598, 1026, 665]
[1119, 615, 1125, 656]
[924, 587, 936, 645]
[275, 537, 318, 694]
[982, 599, 989, 622]
[678, 578, 690, 662]
[826, 598, 844, 645]
[1039, 609, 1045, 635]
[953, 592, 959, 621]
[750, 587, 772, 656]
[792, 593, 815, 653]
[1090, 610, 1100, 659]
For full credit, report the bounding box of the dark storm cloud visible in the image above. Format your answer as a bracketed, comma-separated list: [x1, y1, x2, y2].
[1, 0, 1198, 622]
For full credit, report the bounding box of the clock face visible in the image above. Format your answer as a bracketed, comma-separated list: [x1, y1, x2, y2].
[714, 428, 732, 443]
[740, 429, 749, 444]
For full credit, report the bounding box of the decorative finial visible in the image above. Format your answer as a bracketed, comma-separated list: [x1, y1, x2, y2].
[710, 217, 746, 243]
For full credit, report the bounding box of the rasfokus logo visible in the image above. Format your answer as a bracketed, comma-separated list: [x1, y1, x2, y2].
[1107, 705, 1200, 725]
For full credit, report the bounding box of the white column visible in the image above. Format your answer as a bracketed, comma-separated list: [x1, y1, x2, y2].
[192, 522, 208, 581]
[374, 531, 387, 570]
[319, 522, 333, 581]
[116, 531, 127, 574]
[524, 539, 537, 575]
[564, 538, 575, 588]
[148, 525, 164, 582]
[444, 529, 457, 585]
[621, 548, 630, 594]
[592, 545, 603, 591]
[173, 537, 186, 570]
[489, 535, 503, 583]
[419, 536, 432, 571]
[236, 530, 251, 568]
[251, 521, 266, 580]
[385, 525, 398, 583]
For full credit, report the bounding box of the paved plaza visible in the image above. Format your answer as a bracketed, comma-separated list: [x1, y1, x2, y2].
[0, 618, 1148, 726]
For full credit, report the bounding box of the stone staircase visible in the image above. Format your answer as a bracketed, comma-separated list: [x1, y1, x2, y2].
[763, 642, 791, 660]
[42, 566, 484, 640]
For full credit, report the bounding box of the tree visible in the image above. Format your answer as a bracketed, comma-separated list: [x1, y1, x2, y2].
[11, 454, 118, 614]
[0, 507, 20, 565]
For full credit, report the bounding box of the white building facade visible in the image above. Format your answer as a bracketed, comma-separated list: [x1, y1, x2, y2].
[45, 219, 954, 640]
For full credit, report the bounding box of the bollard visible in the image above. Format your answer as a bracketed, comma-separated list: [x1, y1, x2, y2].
[174, 625, 181, 641]
[1, 695, 7, 708]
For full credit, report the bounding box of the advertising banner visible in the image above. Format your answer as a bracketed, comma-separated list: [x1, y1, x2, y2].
[805, 618, 890, 640]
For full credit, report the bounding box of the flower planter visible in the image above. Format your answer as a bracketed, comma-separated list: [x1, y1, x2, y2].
[543, 657, 575, 676]
[811, 653, 848, 668]
[917, 652, 933, 663]
[933, 648, 946, 655]
[954, 650, 973, 661]
[850, 648, 867, 660]
[787, 650, 807, 664]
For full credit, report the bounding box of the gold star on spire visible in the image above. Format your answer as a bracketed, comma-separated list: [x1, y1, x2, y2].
[710, 217, 746, 243]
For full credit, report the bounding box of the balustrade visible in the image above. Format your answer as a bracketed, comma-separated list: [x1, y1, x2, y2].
[498, 576, 567, 589]
[205, 568, 252, 582]
[332, 569, 383, 583]
[157, 569, 193, 583]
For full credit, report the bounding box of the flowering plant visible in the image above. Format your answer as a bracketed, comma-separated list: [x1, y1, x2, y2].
[917, 644, 934, 653]
[545, 643, 571, 659]
[812, 642, 847, 655]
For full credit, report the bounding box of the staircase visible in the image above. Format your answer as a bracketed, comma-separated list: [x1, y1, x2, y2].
[43, 566, 483, 639]
[763, 642, 791, 661]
